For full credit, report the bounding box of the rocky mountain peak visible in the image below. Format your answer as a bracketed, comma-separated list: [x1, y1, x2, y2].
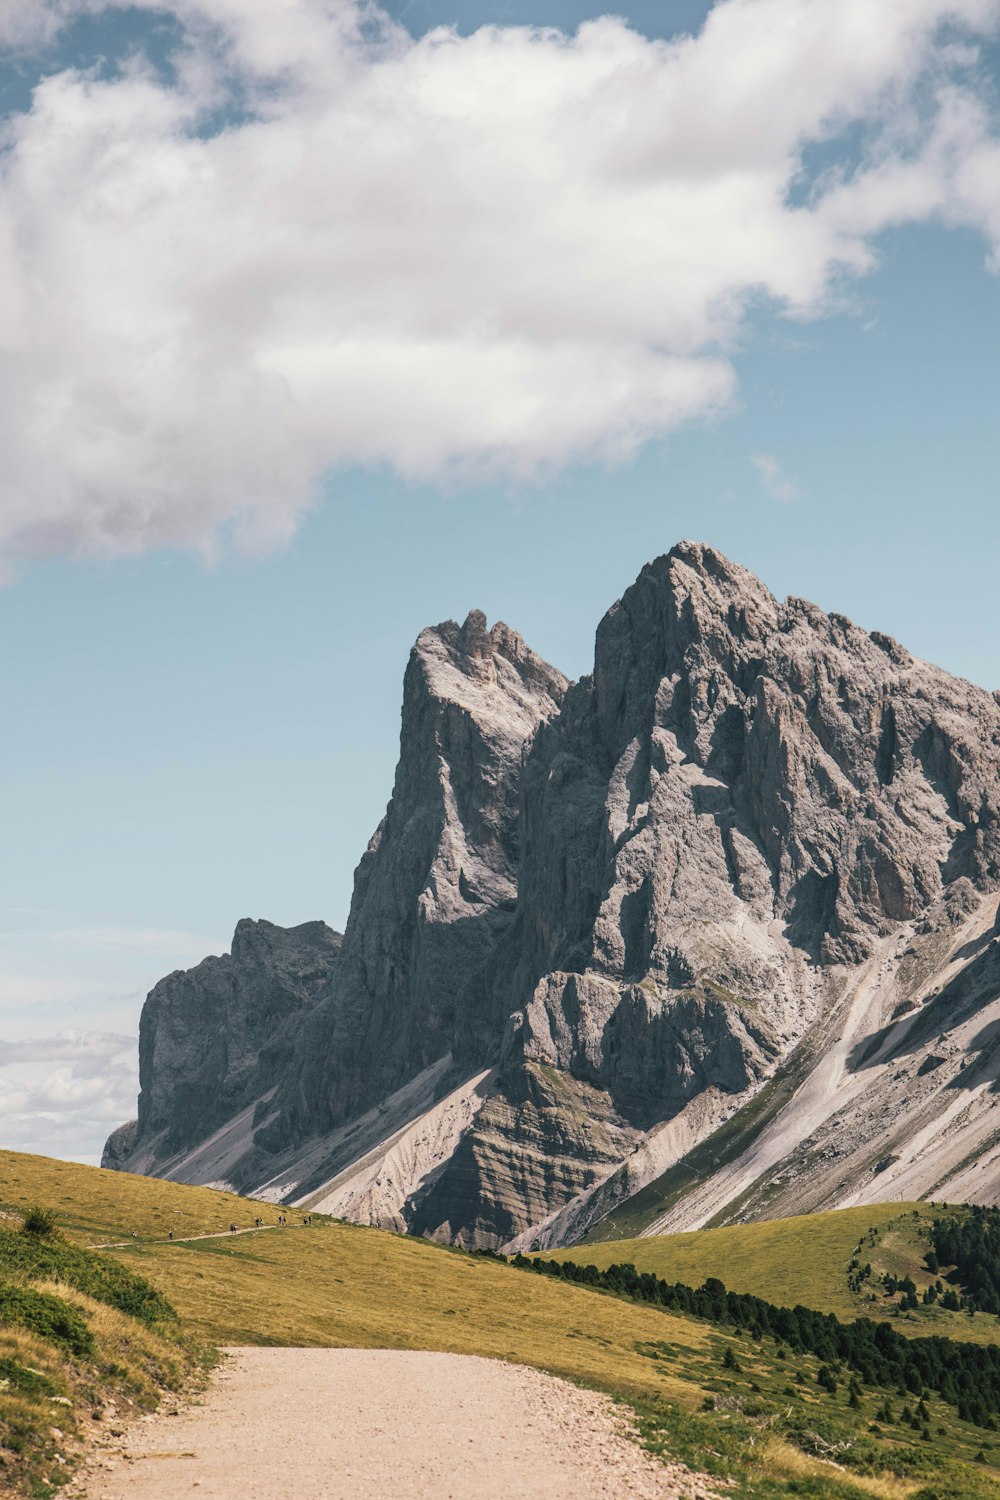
[591, 543, 777, 770]
[106, 543, 1000, 1255]
[412, 610, 567, 736]
[229, 916, 340, 964]
[253, 611, 569, 1145]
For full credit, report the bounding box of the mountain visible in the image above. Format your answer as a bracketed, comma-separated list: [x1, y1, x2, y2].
[102, 918, 343, 1178]
[105, 543, 1000, 1245]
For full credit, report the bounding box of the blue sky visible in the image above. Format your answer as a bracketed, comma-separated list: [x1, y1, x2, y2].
[1, 0, 999, 1162]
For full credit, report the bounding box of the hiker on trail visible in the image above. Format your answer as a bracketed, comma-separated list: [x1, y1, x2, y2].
[168, 1230, 173, 1240]
[230, 1223, 237, 1233]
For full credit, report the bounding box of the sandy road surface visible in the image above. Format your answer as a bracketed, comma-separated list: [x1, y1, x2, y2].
[74, 1348, 718, 1500]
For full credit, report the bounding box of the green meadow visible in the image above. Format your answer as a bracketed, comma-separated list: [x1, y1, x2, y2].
[2, 1149, 1000, 1500]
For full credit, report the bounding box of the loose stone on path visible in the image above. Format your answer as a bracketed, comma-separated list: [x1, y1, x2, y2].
[73, 1347, 719, 1500]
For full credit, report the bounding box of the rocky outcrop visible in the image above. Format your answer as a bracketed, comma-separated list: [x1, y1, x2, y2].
[101, 918, 342, 1172]
[407, 544, 1000, 1242]
[106, 544, 1000, 1247]
[106, 612, 566, 1187]
[516, 543, 1000, 987]
[259, 610, 569, 1151]
[101, 1119, 138, 1171]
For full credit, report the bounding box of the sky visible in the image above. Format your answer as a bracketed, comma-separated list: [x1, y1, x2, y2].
[0, 0, 999, 1165]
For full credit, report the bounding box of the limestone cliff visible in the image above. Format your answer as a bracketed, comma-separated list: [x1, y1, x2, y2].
[409, 543, 1000, 1243]
[106, 545, 1000, 1247]
[260, 610, 569, 1150]
[101, 918, 342, 1174]
[106, 611, 567, 1191]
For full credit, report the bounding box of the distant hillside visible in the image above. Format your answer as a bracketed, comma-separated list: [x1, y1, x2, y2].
[573, 1203, 1000, 1343]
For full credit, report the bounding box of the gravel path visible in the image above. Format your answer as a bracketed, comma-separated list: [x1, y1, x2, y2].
[74, 1347, 719, 1499]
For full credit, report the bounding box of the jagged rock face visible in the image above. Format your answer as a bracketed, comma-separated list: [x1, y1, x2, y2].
[102, 1119, 138, 1171]
[516, 543, 1000, 987]
[383, 544, 1000, 1244]
[105, 543, 1000, 1250]
[261, 612, 568, 1147]
[513, 972, 778, 1124]
[407, 1062, 637, 1248]
[102, 918, 342, 1167]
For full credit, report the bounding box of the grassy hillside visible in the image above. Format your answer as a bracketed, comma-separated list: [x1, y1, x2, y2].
[0, 1149, 306, 1245]
[0, 1194, 208, 1496]
[4, 1150, 1000, 1500]
[574, 1203, 1000, 1343]
[576, 1205, 896, 1315]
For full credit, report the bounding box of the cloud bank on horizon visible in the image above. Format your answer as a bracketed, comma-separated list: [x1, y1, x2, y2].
[0, 1026, 138, 1164]
[0, 921, 225, 1162]
[0, 0, 998, 567]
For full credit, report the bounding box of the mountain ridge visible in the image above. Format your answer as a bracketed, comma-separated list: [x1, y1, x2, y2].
[105, 542, 1000, 1246]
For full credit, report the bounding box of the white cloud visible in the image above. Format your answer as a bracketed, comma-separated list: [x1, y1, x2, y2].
[751, 451, 801, 502]
[0, 1025, 138, 1166]
[0, 0, 65, 50]
[0, 0, 998, 566]
[0, 1028, 134, 1065]
[19, 1061, 135, 1112]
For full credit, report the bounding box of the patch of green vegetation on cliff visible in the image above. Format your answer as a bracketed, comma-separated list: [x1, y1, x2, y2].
[581, 1051, 813, 1243]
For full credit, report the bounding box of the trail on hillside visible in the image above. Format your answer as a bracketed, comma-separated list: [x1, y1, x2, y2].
[92, 1226, 270, 1249]
[90, 1223, 311, 1250]
[73, 1347, 717, 1500]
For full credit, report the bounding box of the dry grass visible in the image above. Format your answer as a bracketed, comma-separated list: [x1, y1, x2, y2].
[0, 1150, 301, 1246]
[33, 1282, 197, 1412]
[118, 1225, 707, 1406]
[0, 1271, 205, 1496]
[4, 1149, 1000, 1500]
[1, 1148, 717, 1414]
[759, 1438, 919, 1499]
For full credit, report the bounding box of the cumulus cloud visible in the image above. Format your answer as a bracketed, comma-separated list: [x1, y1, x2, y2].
[0, 1025, 137, 1164]
[0, 1028, 134, 1065]
[0, 0, 998, 565]
[0, 0, 65, 50]
[751, 451, 801, 502]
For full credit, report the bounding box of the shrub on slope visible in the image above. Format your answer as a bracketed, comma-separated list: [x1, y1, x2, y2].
[0, 1225, 175, 1326]
[0, 1211, 204, 1497]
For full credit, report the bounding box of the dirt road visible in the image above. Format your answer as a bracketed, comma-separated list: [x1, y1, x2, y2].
[75, 1347, 717, 1499]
